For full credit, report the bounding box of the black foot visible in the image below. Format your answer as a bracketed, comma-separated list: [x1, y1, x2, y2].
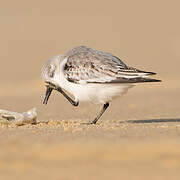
[81, 103, 109, 125]
[72, 101, 79, 107]
[91, 103, 109, 124]
[81, 121, 97, 125]
[55, 87, 79, 107]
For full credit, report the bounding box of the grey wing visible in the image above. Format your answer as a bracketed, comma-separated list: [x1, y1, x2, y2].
[64, 46, 160, 84]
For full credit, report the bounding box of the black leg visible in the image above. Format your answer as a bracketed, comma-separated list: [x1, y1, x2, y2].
[55, 87, 79, 107]
[91, 103, 109, 124]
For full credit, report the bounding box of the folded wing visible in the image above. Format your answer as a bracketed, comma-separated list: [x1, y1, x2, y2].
[64, 46, 161, 84]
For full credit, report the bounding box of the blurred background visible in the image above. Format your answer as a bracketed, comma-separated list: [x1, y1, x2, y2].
[0, 0, 180, 91]
[0, 0, 179, 118]
[0, 0, 180, 179]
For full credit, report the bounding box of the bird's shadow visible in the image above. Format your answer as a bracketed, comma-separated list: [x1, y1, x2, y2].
[119, 118, 180, 124]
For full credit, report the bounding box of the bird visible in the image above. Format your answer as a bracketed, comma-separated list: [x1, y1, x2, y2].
[41, 46, 161, 124]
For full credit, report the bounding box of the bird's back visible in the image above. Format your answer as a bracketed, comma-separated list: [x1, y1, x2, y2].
[63, 46, 161, 84]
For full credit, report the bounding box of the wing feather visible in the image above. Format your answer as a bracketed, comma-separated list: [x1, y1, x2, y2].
[64, 46, 160, 84]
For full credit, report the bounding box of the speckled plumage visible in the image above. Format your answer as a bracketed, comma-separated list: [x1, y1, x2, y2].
[63, 46, 158, 84]
[41, 46, 161, 124]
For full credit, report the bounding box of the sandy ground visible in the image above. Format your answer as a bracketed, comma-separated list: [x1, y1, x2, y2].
[0, 0, 180, 179]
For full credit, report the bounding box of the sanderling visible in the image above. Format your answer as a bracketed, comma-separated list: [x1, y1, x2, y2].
[41, 46, 161, 124]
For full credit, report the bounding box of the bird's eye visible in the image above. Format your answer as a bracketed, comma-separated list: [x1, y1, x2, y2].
[48, 65, 55, 78]
[50, 71, 55, 78]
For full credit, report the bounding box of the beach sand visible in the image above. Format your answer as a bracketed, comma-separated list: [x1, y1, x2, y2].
[0, 0, 180, 179]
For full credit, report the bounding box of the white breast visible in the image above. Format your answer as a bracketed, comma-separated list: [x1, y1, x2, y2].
[55, 58, 134, 104]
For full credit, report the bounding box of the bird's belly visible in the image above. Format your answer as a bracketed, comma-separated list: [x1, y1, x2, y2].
[63, 82, 134, 104]
[58, 64, 134, 104]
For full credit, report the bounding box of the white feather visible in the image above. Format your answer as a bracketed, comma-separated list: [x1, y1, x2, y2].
[53, 58, 134, 104]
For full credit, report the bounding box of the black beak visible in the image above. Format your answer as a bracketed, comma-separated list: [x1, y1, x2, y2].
[43, 85, 53, 105]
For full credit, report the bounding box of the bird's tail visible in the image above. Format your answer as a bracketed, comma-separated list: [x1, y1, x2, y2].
[111, 67, 161, 83]
[126, 77, 161, 83]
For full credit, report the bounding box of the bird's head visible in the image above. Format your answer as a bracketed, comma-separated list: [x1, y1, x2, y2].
[41, 55, 62, 105]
